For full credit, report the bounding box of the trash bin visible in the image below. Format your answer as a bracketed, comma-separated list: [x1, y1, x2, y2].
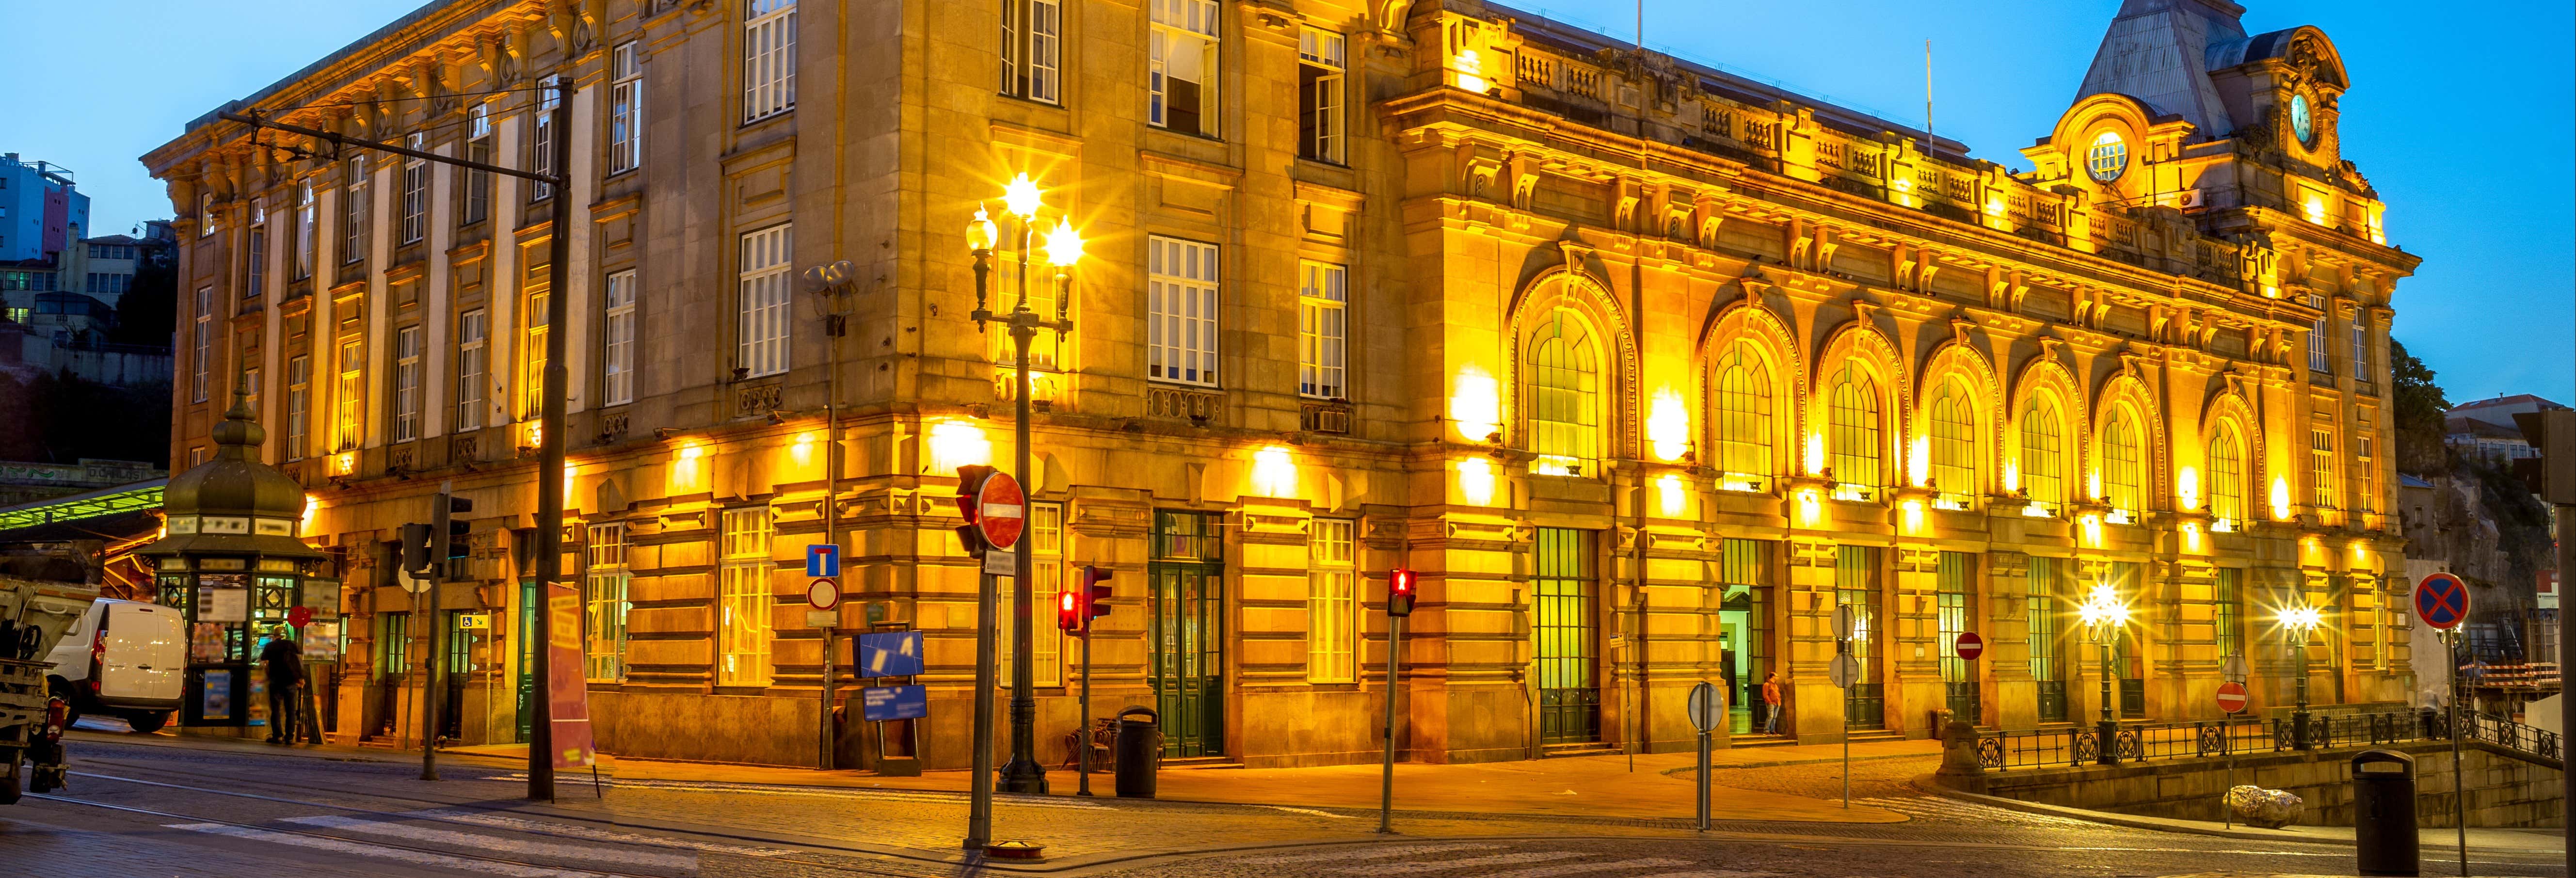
[2351, 749, 2418, 877]
[1114, 706, 1160, 799]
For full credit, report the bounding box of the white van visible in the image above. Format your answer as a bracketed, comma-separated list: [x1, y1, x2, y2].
[43, 598, 185, 733]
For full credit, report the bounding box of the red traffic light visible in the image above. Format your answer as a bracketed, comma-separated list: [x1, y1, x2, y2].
[1070, 566, 1113, 635]
[1388, 568, 1417, 618]
[1057, 589, 1082, 634]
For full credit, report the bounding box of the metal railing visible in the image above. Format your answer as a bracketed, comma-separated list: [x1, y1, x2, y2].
[2461, 712, 2565, 765]
[1971, 711, 2427, 772]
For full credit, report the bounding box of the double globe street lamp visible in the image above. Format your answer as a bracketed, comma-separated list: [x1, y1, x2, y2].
[2279, 604, 2324, 750]
[2075, 583, 2129, 765]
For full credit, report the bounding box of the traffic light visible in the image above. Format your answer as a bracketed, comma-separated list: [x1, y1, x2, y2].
[432, 492, 474, 580]
[400, 523, 434, 575]
[953, 465, 995, 558]
[1057, 589, 1082, 634]
[1082, 565, 1113, 628]
[2512, 410, 2576, 505]
[1387, 568, 1417, 618]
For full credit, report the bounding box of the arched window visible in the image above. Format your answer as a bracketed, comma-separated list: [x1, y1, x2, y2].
[1928, 379, 1977, 496]
[2101, 410, 2144, 512]
[1827, 362, 1881, 488]
[1528, 309, 1600, 476]
[2019, 398, 2064, 507]
[2210, 423, 2247, 524]
[1713, 345, 1772, 478]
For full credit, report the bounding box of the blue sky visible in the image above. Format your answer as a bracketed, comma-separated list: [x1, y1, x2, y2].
[6, 0, 2566, 403]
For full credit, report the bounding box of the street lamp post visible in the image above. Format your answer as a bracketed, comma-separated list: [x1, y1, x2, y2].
[2076, 583, 2128, 766]
[2281, 605, 2321, 750]
[971, 175, 1079, 801]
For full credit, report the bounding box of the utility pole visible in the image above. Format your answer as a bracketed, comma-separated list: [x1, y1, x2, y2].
[221, 74, 573, 803]
[802, 259, 857, 771]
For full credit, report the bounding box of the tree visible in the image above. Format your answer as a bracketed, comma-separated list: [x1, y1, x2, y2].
[109, 255, 177, 348]
[2389, 339, 2451, 475]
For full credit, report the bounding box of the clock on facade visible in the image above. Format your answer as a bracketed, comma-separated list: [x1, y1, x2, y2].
[2290, 94, 2315, 146]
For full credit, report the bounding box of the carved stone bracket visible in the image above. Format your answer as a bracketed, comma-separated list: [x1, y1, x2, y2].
[1145, 385, 1225, 425]
[1299, 400, 1351, 434]
[734, 381, 783, 418]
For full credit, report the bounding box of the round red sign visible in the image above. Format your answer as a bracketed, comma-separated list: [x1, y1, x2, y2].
[976, 471, 1027, 550]
[1953, 631, 1984, 661]
[2215, 681, 2250, 715]
[287, 606, 315, 627]
[806, 577, 840, 611]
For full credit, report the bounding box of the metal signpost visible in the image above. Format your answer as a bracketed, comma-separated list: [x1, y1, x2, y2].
[2413, 572, 2470, 878]
[1832, 604, 1859, 809]
[2215, 671, 2249, 829]
[1953, 632, 1984, 662]
[1685, 680, 1721, 831]
[1379, 569, 1417, 834]
[398, 544, 435, 781]
[808, 575, 840, 770]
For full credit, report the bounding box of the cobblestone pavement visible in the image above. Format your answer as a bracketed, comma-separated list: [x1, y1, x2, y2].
[3, 736, 2563, 878]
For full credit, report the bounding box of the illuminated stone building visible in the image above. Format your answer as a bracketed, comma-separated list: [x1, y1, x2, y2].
[144, 0, 2414, 767]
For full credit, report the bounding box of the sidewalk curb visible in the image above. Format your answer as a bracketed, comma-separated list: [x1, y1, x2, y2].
[1909, 778, 2563, 854]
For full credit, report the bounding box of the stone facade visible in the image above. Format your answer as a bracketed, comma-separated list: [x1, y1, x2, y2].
[143, 0, 2418, 768]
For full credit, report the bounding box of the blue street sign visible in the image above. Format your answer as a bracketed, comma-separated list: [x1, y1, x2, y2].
[857, 630, 925, 678]
[807, 543, 840, 578]
[2413, 572, 2471, 631]
[860, 685, 928, 721]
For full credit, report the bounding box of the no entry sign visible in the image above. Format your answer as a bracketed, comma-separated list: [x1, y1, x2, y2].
[2413, 572, 2471, 631]
[1953, 632, 1984, 661]
[2215, 681, 2250, 715]
[976, 471, 1026, 550]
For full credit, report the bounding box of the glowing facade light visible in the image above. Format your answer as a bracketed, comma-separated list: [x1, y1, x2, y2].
[1647, 391, 1691, 462]
[1450, 366, 1501, 442]
[2087, 467, 2104, 501]
[1804, 433, 1827, 477]
[1251, 445, 1298, 497]
[2271, 477, 2293, 520]
[1457, 457, 1496, 506]
[1908, 435, 1930, 488]
[1452, 48, 1487, 93]
[1796, 489, 1823, 526]
[1656, 472, 1687, 515]
[1002, 173, 1043, 218]
[2080, 513, 2103, 546]
[2302, 194, 2327, 225]
[2002, 458, 2021, 493]
[792, 431, 817, 465]
[678, 442, 705, 463]
[2176, 466, 2200, 512]
[926, 419, 992, 475]
[1900, 498, 1925, 533]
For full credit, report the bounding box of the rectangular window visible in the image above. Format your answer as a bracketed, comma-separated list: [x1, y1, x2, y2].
[998, 0, 1062, 104]
[2214, 567, 2242, 660]
[742, 0, 798, 123]
[603, 270, 637, 406]
[246, 212, 266, 302]
[585, 522, 631, 682]
[1937, 551, 1977, 722]
[608, 42, 644, 175]
[1148, 0, 1218, 137]
[2356, 436, 2377, 514]
[1297, 260, 1345, 399]
[2308, 294, 2331, 374]
[717, 506, 775, 686]
[378, 612, 412, 677]
[529, 77, 560, 202]
[463, 106, 492, 225]
[294, 181, 316, 280]
[1835, 546, 1884, 730]
[1718, 539, 1770, 734]
[199, 192, 216, 238]
[2310, 429, 2336, 510]
[522, 287, 549, 420]
[1031, 502, 1065, 686]
[342, 156, 367, 264]
[1307, 518, 1358, 683]
[456, 309, 487, 431]
[1298, 28, 1345, 163]
[285, 355, 310, 460]
[1147, 236, 1219, 386]
[2371, 580, 2390, 671]
[737, 224, 793, 378]
[334, 338, 364, 451]
[191, 286, 213, 403]
[392, 326, 422, 442]
[2028, 555, 2063, 722]
[400, 133, 427, 244]
[2352, 314, 2371, 379]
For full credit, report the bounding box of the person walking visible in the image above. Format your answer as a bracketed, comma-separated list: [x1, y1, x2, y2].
[1760, 671, 1784, 735]
[259, 625, 304, 744]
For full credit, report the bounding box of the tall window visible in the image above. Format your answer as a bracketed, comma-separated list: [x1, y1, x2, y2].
[2214, 567, 2242, 660]
[1713, 346, 1773, 478]
[602, 270, 637, 406]
[456, 309, 487, 431]
[737, 224, 792, 378]
[2210, 424, 2247, 524]
[2371, 579, 2390, 670]
[462, 105, 492, 225]
[240, 368, 261, 421]
[378, 612, 413, 677]
[199, 192, 216, 238]
[1828, 362, 1881, 488]
[1146, 235, 1219, 386]
[1148, 0, 1218, 137]
[1297, 260, 1345, 399]
[1527, 308, 1601, 476]
[2100, 410, 2143, 513]
[342, 156, 367, 264]
[2309, 429, 2337, 510]
[334, 338, 364, 451]
[293, 180, 316, 279]
[190, 286, 212, 403]
[392, 326, 422, 442]
[1937, 552, 1977, 721]
[742, 0, 798, 123]
[717, 506, 775, 686]
[998, 0, 1061, 104]
[1835, 545, 1884, 729]
[2307, 294, 2331, 374]
[2351, 314, 2372, 379]
[285, 355, 310, 460]
[2019, 398, 2064, 507]
[1297, 28, 1345, 163]
[529, 77, 559, 202]
[2355, 436, 2378, 514]
[400, 133, 427, 244]
[1928, 380, 1976, 496]
[585, 522, 631, 682]
[245, 203, 267, 301]
[2028, 556, 2064, 722]
[608, 42, 644, 175]
[522, 287, 550, 420]
[1307, 518, 1358, 683]
[1029, 502, 1064, 686]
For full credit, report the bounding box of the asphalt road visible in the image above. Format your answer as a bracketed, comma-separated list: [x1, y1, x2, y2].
[2, 733, 2564, 878]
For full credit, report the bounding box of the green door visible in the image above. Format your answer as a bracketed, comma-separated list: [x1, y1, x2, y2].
[1149, 511, 1224, 757]
[515, 579, 536, 742]
[1837, 546, 1884, 730]
[1535, 527, 1599, 745]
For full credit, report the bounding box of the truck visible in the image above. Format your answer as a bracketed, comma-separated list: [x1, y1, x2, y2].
[0, 575, 100, 803]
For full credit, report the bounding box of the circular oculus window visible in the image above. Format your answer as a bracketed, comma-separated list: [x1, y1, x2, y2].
[2084, 130, 2129, 183]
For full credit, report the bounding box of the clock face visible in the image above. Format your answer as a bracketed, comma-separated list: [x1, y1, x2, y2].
[2290, 94, 2315, 146]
